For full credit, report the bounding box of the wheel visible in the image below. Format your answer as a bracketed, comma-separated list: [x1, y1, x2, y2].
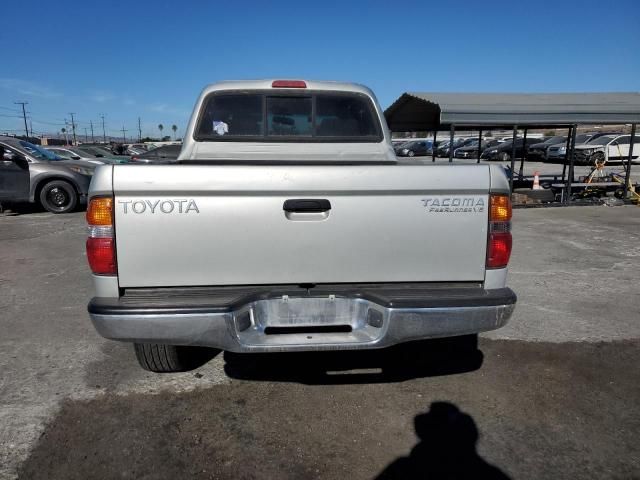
[407, 150, 415, 157]
[39, 180, 77, 213]
[134, 343, 214, 372]
[499, 152, 510, 162]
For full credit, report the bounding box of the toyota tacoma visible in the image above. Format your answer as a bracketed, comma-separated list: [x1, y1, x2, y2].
[86, 80, 516, 371]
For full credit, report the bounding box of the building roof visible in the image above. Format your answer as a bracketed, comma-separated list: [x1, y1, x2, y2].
[384, 92, 640, 131]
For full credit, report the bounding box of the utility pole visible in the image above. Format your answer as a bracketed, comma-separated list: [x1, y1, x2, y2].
[100, 114, 106, 143]
[69, 113, 77, 145]
[14, 102, 29, 137]
[90, 120, 95, 142]
[138, 117, 142, 142]
[121, 126, 128, 143]
[64, 119, 70, 145]
[84, 127, 88, 142]
[29, 118, 34, 138]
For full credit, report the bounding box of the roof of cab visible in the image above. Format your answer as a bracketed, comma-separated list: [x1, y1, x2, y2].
[198, 79, 377, 98]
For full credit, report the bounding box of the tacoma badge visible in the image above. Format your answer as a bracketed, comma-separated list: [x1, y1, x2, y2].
[421, 196, 485, 213]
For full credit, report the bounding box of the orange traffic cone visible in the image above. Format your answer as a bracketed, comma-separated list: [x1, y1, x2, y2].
[533, 171, 541, 190]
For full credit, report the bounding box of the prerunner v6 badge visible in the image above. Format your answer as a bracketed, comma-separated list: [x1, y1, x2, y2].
[421, 196, 485, 213]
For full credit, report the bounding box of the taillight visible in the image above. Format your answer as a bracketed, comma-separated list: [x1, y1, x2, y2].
[271, 80, 307, 88]
[487, 194, 512, 269]
[86, 196, 117, 275]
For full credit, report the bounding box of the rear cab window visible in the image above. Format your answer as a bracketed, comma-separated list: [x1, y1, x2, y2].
[195, 91, 382, 142]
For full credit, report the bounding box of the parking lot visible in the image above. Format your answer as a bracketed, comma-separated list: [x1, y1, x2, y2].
[1, 204, 639, 479]
[424, 157, 640, 182]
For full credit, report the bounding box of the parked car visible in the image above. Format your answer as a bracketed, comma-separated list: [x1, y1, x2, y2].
[46, 147, 108, 165]
[392, 140, 410, 149]
[454, 139, 501, 159]
[545, 132, 623, 163]
[480, 137, 541, 161]
[126, 146, 146, 156]
[527, 136, 567, 161]
[573, 134, 640, 165]
[396, 140, 431, 157]
[128, 143, 153, 152]
[437, 138, 475, 157]
[0, 137, 91, 213]
[75, 144, 130, 163]
[129, 144, 182, 163]
[51, 146, 129, 164]
[452, 140, 479, 157]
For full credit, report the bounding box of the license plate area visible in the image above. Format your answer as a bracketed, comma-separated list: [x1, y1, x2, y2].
[264, 325, 352, 335]
[233, 296, 387, 348]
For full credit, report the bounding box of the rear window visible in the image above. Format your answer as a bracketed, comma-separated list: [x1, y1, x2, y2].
[267, 96, 312, 136]
[195, 91, 381, 142]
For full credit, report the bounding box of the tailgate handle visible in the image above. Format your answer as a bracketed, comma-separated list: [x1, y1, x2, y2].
[283, 199, 331, 213]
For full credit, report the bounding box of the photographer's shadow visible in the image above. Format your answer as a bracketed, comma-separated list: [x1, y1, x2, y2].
[376, 402, 510, 479]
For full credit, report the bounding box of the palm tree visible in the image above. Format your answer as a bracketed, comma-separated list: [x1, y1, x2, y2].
[158, 124, 164, 140]
[61, 127, 68, 145]
[171, 124, 177, 140]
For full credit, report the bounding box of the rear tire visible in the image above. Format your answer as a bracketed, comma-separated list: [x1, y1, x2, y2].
[39, 180, 77, 213]
[134, 343, 208, 372]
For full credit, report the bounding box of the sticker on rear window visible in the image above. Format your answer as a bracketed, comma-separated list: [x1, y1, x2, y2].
[213, 121, 229, 135]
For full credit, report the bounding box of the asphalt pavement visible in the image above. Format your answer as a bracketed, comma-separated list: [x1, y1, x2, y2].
[1, 204, 639, 479]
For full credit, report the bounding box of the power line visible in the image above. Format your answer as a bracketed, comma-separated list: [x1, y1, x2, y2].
[14, 102, 29, 137]
[0, 106, 21, 113]
[29, 118, 67, 127]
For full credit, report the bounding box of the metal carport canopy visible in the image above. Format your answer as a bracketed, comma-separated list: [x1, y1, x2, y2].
[384, 92, 640, 131]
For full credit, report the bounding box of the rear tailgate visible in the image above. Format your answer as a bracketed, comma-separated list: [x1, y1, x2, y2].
[113, 164, 490, 287]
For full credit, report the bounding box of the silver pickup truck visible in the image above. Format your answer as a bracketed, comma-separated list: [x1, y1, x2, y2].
[86, 80, 516, 372]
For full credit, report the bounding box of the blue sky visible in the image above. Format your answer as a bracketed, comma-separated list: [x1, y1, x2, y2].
[1, 0, 638, 140]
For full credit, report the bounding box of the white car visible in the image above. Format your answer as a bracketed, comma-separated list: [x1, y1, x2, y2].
[573, 134, 640, 165]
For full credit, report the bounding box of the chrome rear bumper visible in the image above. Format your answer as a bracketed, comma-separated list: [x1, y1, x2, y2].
[89, 285, 516, 352]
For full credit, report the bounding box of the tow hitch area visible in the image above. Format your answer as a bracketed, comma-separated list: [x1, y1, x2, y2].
[234, 296, 387, 348]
